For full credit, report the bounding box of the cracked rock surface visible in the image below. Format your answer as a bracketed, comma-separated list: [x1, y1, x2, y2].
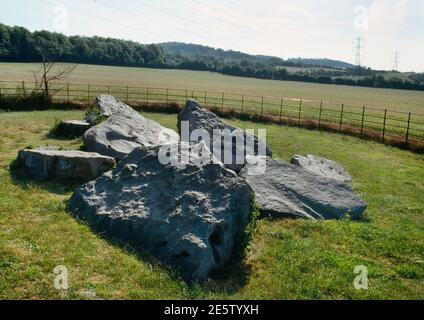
[83, 96, 179, 161]
[67, 143, 253, 281]
[240, 156, 367, 220]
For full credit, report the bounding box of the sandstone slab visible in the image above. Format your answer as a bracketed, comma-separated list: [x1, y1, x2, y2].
[177, 99, 272, 172]
[240, 156, 367, 220]
[67, 143, 253, 281]
[291, 155, 352, 184]
[18, 148, 115, 181]
[84, 94, 138, 124]
[83, 96, 179, 161]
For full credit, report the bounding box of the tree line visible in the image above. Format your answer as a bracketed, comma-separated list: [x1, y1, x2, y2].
[0, 24, 164, 66]
[1, 23, 423, 91]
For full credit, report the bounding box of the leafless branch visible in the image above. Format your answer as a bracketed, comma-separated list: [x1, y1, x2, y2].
[30, 49, 77, 100]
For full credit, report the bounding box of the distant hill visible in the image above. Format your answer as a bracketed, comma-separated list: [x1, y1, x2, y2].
[158, 42, 354, 69]
[159, 42, 286, 64]
[288, 58, 355, 69]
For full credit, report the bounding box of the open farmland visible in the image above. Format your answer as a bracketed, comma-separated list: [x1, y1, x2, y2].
[0, 110, 424, 299]
[1, 62, 424, 114]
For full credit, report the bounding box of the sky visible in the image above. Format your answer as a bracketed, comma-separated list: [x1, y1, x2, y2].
[1, 0, 423, 72]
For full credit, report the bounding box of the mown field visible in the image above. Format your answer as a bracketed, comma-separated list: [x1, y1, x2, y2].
[1, 109, 423, 299]
[1, 62, 424, 114]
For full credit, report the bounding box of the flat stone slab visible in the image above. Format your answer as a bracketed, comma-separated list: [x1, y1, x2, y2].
[18, 148, 116, 181]
[55, 120, 91, 138]
[240, 156, 367, 220]
[84, 94, 139, 123]
[291, 155, 352, 184]
[67, 143, 253, 281]
[97, 94, 138, 116]
[177, 99, 272, 172]
[83, 97, 179, 161]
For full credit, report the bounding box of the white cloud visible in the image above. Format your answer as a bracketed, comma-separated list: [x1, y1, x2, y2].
[367, 0, 409, 35]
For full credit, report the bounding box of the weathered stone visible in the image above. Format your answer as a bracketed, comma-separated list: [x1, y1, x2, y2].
[18, 148, 116, 181]
[67, 143, 253, 281]
[240, 156, 367, 220]
[84, 94, 138, 124]
[84, 114, 180, 161]
[83, 97, 179, 161]
[291, 155, 352, 184]
[177, 99, 272, 172]
[55, 120, 91, 138]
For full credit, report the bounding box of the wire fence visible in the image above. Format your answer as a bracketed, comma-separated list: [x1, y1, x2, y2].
[1, 80, 424, 148]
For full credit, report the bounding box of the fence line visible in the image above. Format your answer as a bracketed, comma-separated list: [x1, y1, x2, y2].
[1, 80, 424, 148]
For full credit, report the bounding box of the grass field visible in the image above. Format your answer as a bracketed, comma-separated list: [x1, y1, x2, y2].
[1, 109, 423, 299]
[1, 62, 424, 114]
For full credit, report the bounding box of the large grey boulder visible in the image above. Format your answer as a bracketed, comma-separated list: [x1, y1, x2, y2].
[18, 148, 115, 181]
[291, 155, 352, 184]
[240, 156, 367, 220]
[84, 95, 138, 123]
[67, 143, 253, 281]
[83, 97, 179, 161]
[177, 99, 272, 172]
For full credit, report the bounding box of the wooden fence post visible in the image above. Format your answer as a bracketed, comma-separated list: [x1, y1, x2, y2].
[185, 89, 188, 102]
[279, 98, 284, 125]
[67, 83, 70, 103]
[339, 104, 344, 132]
[87, 84, 90, 105]
[107, 85, 110, 94]
[261, 96, 264, 119]
[405, 112, 411, 145]
[165, 88, 169, 106]
[318, 101, 323, 129]
[204, 91, 207, 105]
[126, 86, 129, 103]
[382, 109, 387, 143]
[221, 92, 225, 112]
[22, 81, 26, 96]
[146, 87, 149, 105]
[360, 106, 365, 136]
[241, 95, 244, 113]
[298, 99, 302, 126]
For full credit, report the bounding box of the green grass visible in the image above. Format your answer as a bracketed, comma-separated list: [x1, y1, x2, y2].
[1, 110, 424, 299]
[1, 62, 424, 114]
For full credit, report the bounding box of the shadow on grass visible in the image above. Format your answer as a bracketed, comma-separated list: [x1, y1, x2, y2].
[45, 121, 89, 141]
[45, 129, 81, 141]
[8, 159, 83, 195]
[69, 212, 252, 294]
[259, 209, 371, 223]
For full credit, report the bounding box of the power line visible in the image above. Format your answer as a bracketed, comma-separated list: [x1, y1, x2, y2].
[172, 0, 249, 30]
[36, 0, 243, 54]
[92, 0, 204, 39]
[225, 0, 258, 17]
[38, 0, 162, 38]
[127, 0, 207, 30]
